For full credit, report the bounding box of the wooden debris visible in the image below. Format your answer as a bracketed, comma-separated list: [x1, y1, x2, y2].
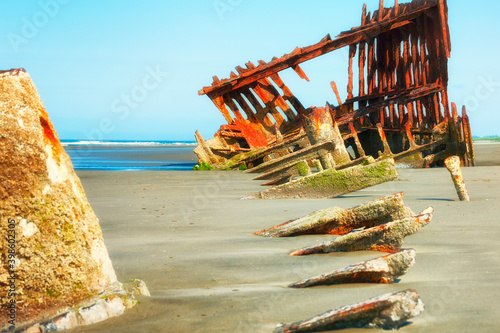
[254, 193, 414, 237]
[289, 249, 416, 288]
[444, 155, 470, 201]
[289, 207, 433, 255]
[274, 289, 424, 332]
[243, 158, 398, 200]
[194, 0, 474, 172]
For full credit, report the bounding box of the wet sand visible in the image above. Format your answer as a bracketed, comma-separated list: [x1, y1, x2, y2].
[70, 143, 500, 333]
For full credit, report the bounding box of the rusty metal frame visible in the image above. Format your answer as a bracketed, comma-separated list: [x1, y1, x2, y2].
[195, 0, 474, 169]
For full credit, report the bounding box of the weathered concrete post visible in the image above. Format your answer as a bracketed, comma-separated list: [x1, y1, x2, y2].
[444, 155, 470, 201]
[0, 69, 148, 332]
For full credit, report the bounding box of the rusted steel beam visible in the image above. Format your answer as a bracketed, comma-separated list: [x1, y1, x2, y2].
[234, 131, 307, 165]
[269, 73, 307, 116]
[239, 88, 275, 128]
[254, 192, 414, 237]
[196, 0, 468, 171]
[244, 158, 398, 200]
[330, 81, 343, 106]
[336, 82, 443, 126]
[248, 140, 335, 175]
[274, 289, 424, 332]
[292, 64, 310, 82]
[444, 156, 470, 201]
[347, 44, 356, 99]
[438, 0, 451, 57]
[348, 122, 366, 156]
[462, 106, 475, 166]
[199, 1, 441, 97]
[208, 94, 233, 123]
[289, 207, 433, 255]
[376, 123, 393, 156]
[289, 249, 415, 288]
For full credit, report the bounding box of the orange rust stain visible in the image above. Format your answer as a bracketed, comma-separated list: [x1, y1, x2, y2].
[327, 225, 353, 236]
[373, 224, 387, 231]
[370, 245, 399, 253]
[254, 220, 294, 235]
[289, 247, 319, 256]
[233, 120, 268, 148]
[39, 115, 61, 163]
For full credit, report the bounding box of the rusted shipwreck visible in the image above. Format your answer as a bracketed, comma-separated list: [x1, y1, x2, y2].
[195, 0, 474, 175]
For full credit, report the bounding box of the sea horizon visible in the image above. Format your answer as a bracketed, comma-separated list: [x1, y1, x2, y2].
[61, 139, 197, 146]
[62, 140, 198, 171]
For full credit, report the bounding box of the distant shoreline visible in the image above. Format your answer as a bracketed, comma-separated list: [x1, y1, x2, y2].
[473, 141, 500, 145]
[60, 140, 196, 147]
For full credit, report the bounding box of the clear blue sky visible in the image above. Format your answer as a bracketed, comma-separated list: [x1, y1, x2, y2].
[1, 0, 499, 141]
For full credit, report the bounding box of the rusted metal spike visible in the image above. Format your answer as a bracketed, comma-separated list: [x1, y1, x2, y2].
[444, 156, 470, 201]
[405, 122, 418, 149]
[235, 66, 246, 75]
[349, 123, 366, 157]
[438, 0, 451, 57]
[462, 106, 475, 166]
[289, 207, 433, 255]
[378, 0, 384, 20]
[451, 102, 458, 119]
[254, 193, 414, 237]
[347, 44, 357, 99]
[361, 3, 367, 25]
[330, 81, 343, 106]
[321, 34, 332, 42]
[274, 289, 424, 332]
[212, 76, 220, 86]
[292, 64, 310, 82]
[289, 249, 416, 288]
[358, 41, 366, 96]
[377, 123, 393, 156]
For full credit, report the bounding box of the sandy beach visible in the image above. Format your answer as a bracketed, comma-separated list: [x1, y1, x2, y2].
[68, 143, 500, 333]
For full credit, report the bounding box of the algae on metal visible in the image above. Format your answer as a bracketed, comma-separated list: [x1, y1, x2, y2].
[244, 158, 398, 199]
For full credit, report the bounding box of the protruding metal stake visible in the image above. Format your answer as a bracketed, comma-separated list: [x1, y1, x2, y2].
[444, 156, 470, 201]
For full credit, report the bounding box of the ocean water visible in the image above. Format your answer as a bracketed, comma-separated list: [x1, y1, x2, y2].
[62, 140, 198, 171]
